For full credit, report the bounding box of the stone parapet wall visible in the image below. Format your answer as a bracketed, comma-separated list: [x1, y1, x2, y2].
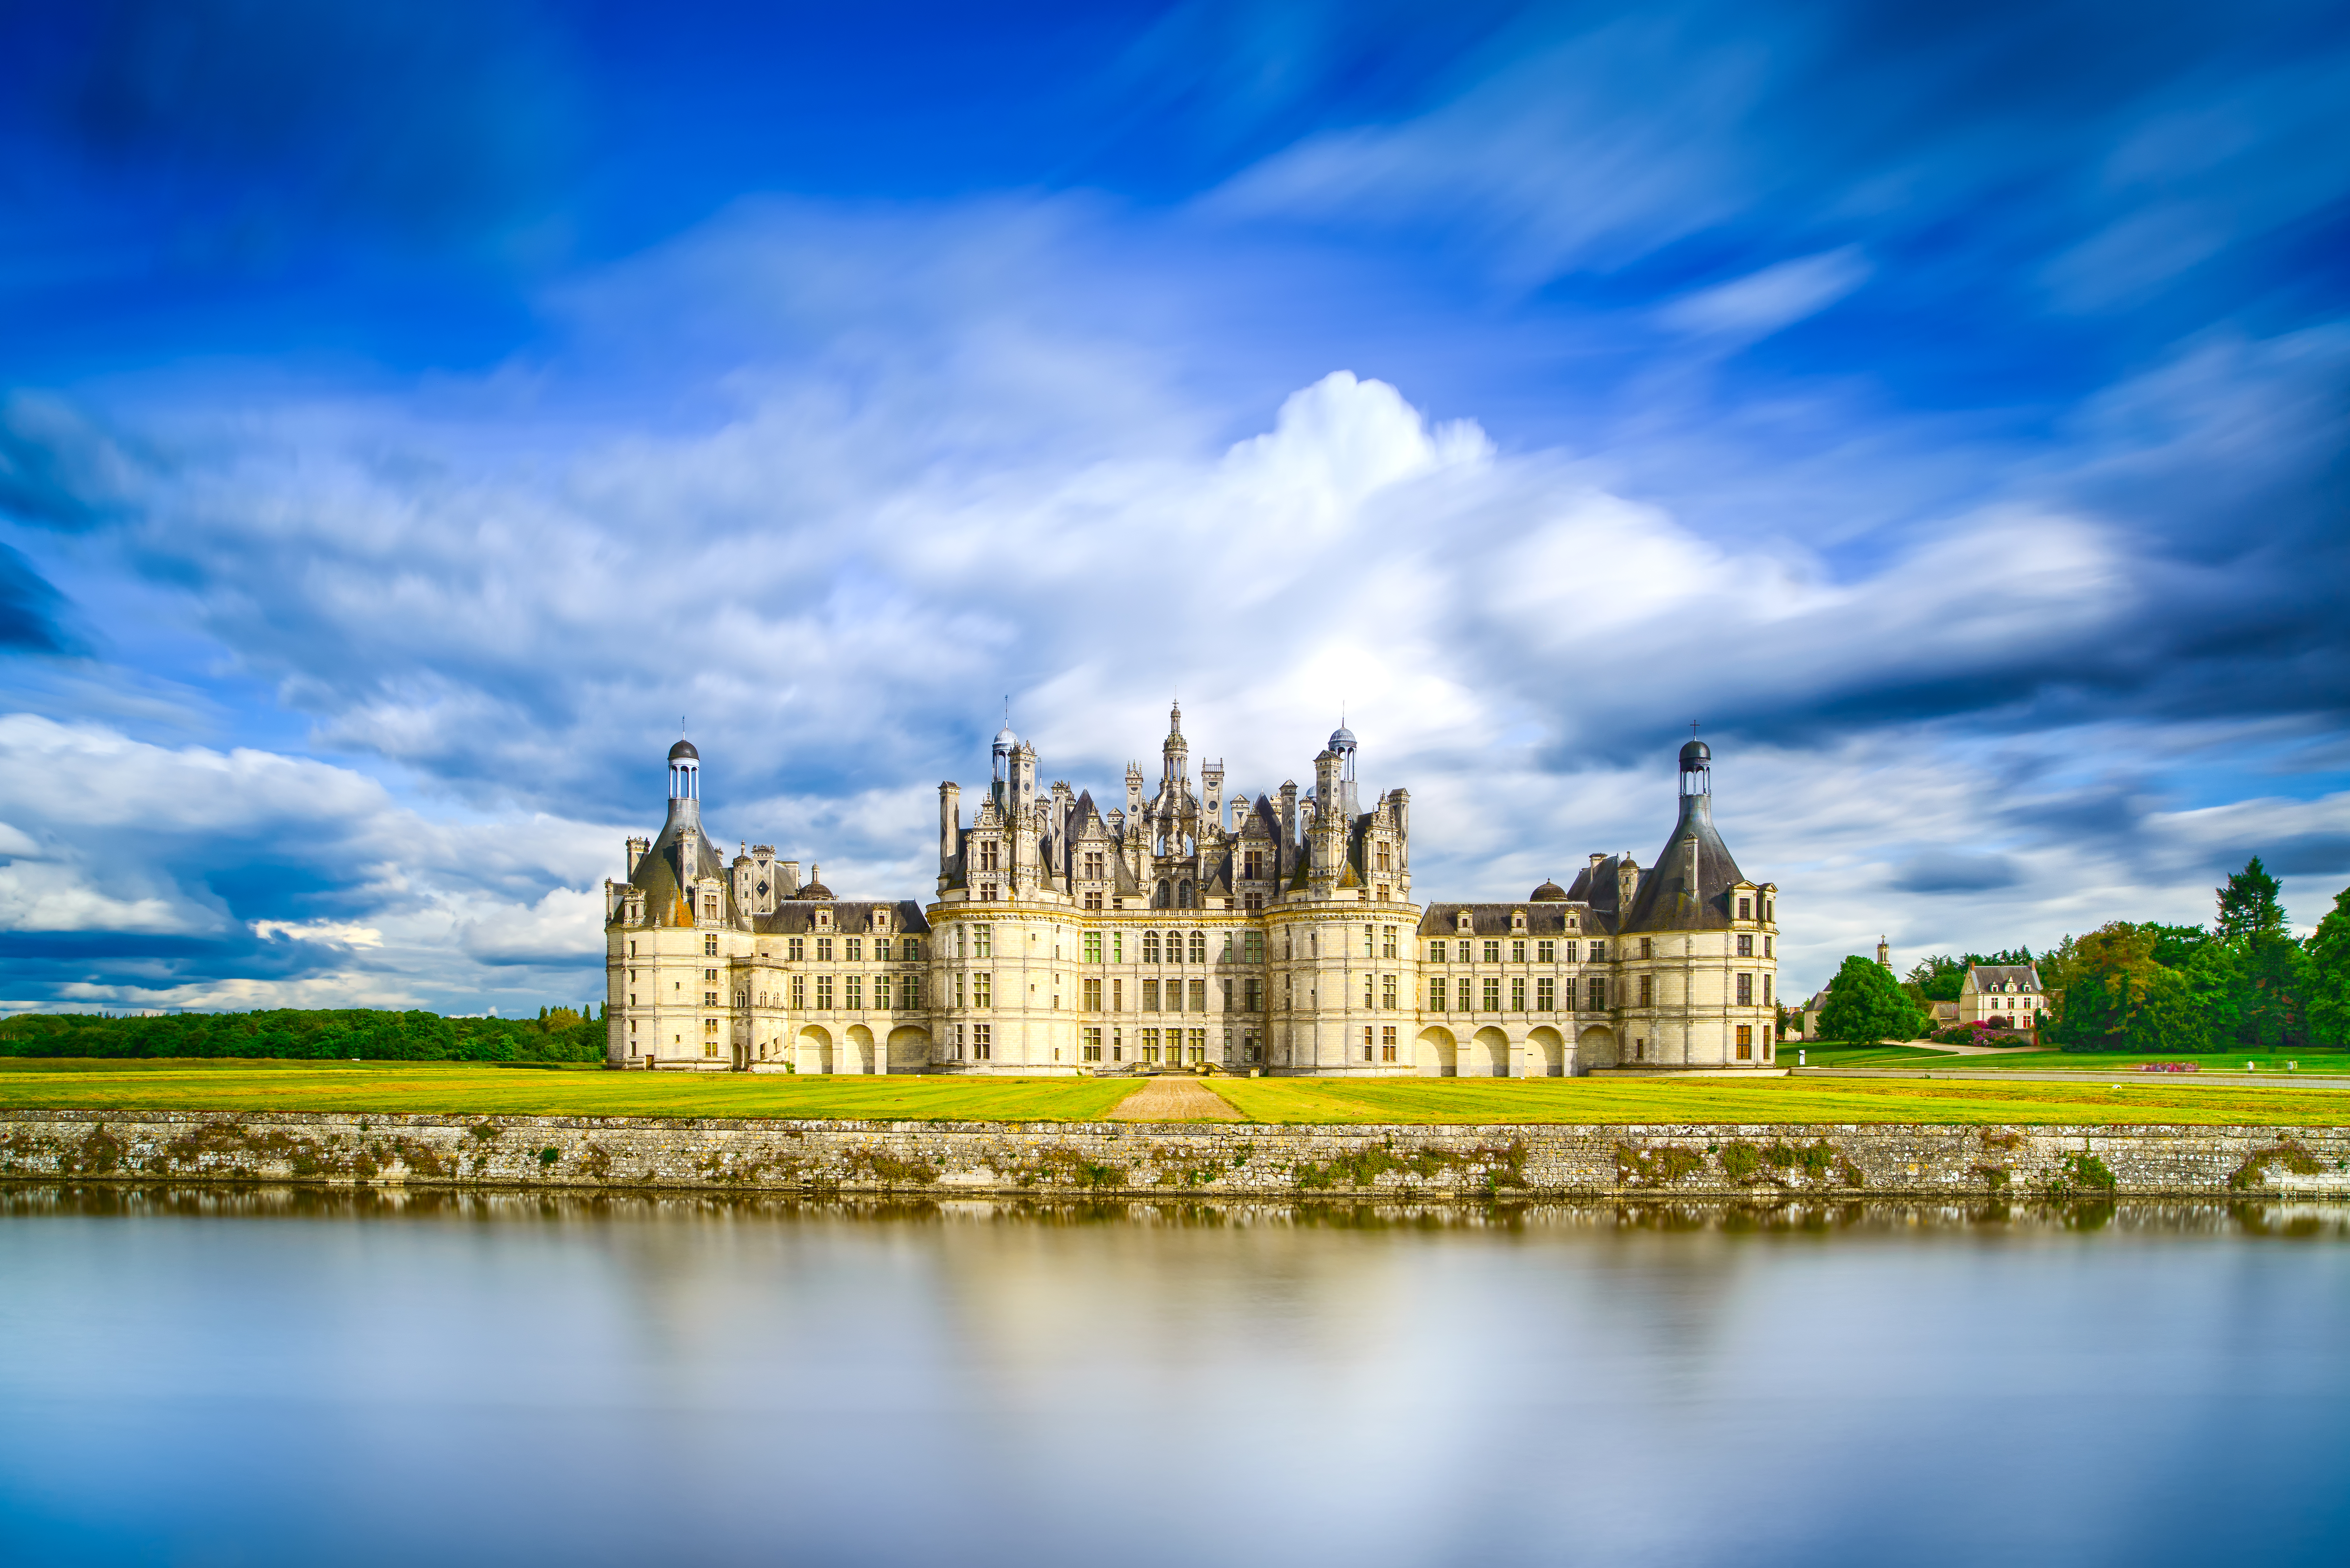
[4, 1110, 2347, 1199]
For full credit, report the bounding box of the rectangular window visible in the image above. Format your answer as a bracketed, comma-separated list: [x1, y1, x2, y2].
[1639, 937, 1653, 960]
[907, 974, 923, 1008]
[816, 936, 834, 961]
[1244, 978, 1262, 1011]
[1381, 1026, 1397, 1063]
[1456, 940, 1471, 962]
[845, 975, 862, 1009]
[1763, 936, 1773, 957]
[1482, 978, 1501, 1012]
[1588, 977, 1606, 1011]
[1364, 1026, 1374, 1061]
[876, 938, 894, 961]
[874, 974, 892, 1009]
[1112, 932, 1124, 962]
[1511, 977, 1526, 1011]
[1562, 940, 1577, 962]
[1364, 924, 1376, 957]
[974, 972, 993, 1008]
[1639, 975, 1654, 1007]
[787, 936, 804, 960]
[1082, 1027, 1102, 1063]
[1382, 974, 1397, 1010]
[1762, 976, 1772, 1006]
[844, 937, 862, 961]
[1113, 978, 1123, 1011]
[975, 926, 993, 958]
[1381, 926, 1397, 958]
[1735, 1024, 1753, 1059]
[1737, 973, 1753, 1006]
[1482, 940, 1500, 963]
[1537, 939, 1555, 962]
[816, 975, 834, 1009]
[1511, 939, 1526, 963]
[704, 991, 718, 1007]
[972, 1024, 991, 1061]
[1590, 941, 1607, 962]
[791, 976, 805, 1008]
[1188, 979, 1206, 1012]
[1738, 897, 1752, 921]
[1244, 931, 1263, 963]
[1736, 934, 1754, 957]
[1189, 931, 1207, 963]
[954, 972, 965, 1007]
[1431, 942, 1448, 963]
[1083, 977, 1101, 1010]
[1082, 930, 1101, 963]
[1188, 1029, 1205, 1064]
[1537, 977, 1555, 1011]
[1143, 979, 1160, 1011]
[1142, 1028, 1161, 1063]
[1143, 931, 1161, 963]
[1429, 977, 1447, 1011]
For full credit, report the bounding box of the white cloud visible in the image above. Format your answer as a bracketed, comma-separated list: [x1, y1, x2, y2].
[1660, 248, 1872, 340]
[253, 918, 384, 949]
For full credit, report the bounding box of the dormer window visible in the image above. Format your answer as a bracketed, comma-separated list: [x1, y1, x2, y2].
[1511, 910, 1527, 932]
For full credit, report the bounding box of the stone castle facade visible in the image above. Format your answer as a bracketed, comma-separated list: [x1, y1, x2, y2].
[604, 707, 1780, 1075]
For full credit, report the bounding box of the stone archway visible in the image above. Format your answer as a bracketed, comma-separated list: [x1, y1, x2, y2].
[846, 1024, 877, 1075]
[1417, 1025, 1457, 1077]
[1575, 1025, 1617, 1072]
[1529, 1026, 1566, 1077]
[798, 1024, 834, 1075]
[887, 1025, 932, 1071]
[1473, 1025, 1512, 1078]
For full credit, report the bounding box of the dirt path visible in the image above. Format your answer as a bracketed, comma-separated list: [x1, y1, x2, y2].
[1106, 1075, 1247, 1121]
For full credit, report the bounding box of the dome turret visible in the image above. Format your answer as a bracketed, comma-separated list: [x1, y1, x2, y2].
[669, 739, 699, 762]
[1531, 879, 1568, 902]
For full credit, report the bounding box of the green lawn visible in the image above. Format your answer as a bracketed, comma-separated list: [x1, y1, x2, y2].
[1853, 1049, 2350, 1074]
[1203, 1074, 2350, 1127]
[0, 1059, 1139, 1122]
[6, 1058, 2348, 1128]
[1783, 1044, 1971, 1068]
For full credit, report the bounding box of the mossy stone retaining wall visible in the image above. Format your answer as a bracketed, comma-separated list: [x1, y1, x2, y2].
[3, 1110, 2347, 1199]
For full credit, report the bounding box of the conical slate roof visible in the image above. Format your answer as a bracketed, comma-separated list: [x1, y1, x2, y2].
[1620, 792, 1746, 932]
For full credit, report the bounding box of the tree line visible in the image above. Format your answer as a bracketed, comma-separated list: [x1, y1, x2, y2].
[0, 1005, 609, 1062]
[1803, 858, 2350, 1051]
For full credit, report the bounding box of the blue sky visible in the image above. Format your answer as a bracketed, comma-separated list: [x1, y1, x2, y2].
[1, 0, 2345, 1014]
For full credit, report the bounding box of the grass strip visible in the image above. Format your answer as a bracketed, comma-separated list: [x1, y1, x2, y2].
[0, 1060, 1139, 1122]
[1203, 1074, 2350, 1127]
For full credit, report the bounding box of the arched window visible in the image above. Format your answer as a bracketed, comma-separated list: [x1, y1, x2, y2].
[1155, 880, 1170, 907]
[1178, 881, 1193, 907]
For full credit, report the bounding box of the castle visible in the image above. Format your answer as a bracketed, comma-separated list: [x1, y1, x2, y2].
[603, 706, 1780, 1075]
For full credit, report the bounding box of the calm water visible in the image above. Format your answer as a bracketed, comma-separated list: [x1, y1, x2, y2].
[3, 1190, 2347, 1568]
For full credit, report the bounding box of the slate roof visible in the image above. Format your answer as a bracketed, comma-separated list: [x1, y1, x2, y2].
[1415, 902, 1597, 937]
[1964, 964, 2041, 991]
[612, 804, 736, 929]
[752, 899, 931, 936]
[1619, 793, 1748, 933]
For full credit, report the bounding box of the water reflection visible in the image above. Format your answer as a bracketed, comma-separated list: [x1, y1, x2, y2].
[2, 1186, 2346, 1568]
